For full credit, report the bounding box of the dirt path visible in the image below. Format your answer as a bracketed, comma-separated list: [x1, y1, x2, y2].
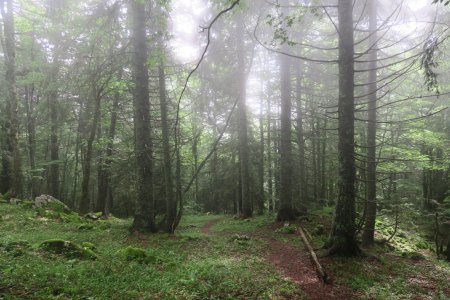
[200, 218, 360, 299]
[201, 218, 223, 235]
[262, 235, 360, 300]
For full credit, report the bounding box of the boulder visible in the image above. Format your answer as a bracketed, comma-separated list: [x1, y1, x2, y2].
[34, 195, 71, 213]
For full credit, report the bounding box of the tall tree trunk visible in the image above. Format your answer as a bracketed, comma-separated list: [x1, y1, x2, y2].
[257, 82, 265, 215]
[25, 85, 38, 198]
[277, 51, 295, 222]
[327, 0, 359, 256]
[362, 0, 378, 247]
[103, 75, 120, 216]
[295, 64, 306, 207]
[129, 0, 156, 232]
[0, 0, 22, 197]
[49, 90, 59, 198]
[96, 112, 108, 214]
[78, 89, 101, 214]
[236, 12, 252, 218]
[267, 95, 274, 213]
[159, 65, 176, 233]
[320, 117, 327, 200]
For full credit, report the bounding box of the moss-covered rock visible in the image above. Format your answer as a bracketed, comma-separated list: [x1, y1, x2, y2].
[115, 246, 160, 264]
[39, 239, 97, 260]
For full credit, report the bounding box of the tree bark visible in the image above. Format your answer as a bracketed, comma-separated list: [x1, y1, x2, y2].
[327, 0, 359, 256]
[129, 0, 156, 232]
[49, 90, 59, 198]
[267, 94, 274, 213]
[78, 88, 102, 214]
[362, 0, 378, 247]
[159, 65, 176, 233]
[0, 0, 22, 197]
[236, 12, 252, 218]
[277, 51, 295, 222]
[295, 64, 306, 207]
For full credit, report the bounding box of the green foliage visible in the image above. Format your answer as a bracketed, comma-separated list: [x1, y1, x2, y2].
[0, 204, 300, 299]
[38, 239, 98, 260]
[275, 223, 298, 234]
[0, 240, 31, 257]
[115, 246, 161, 264]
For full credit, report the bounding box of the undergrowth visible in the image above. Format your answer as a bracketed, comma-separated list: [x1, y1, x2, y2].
[0, 203, 299, 299]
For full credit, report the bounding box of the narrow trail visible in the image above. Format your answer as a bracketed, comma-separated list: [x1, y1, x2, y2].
[200, 218, 223, 235]
[199, 218, 360, 299]
[262, 234, 359, 300]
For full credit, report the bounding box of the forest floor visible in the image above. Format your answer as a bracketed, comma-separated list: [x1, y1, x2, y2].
[0, 201, 449, 299]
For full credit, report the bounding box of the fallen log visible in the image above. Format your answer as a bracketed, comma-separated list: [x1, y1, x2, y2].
[298, 227, 329, 284]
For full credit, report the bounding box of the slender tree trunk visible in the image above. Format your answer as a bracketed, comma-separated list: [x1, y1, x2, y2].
[96, 112, 108, 214]
[0, 0, 22, 197]
[362, 0, 378, 247]
[236, 12, 252, 218]
[320, 118, 327, 200]
[79, 89, 101, 214]
[49, 90, 59, 198]
[257, 82, 265, 215]
[103, 76, 120, 216]
[295, 64, 306, 207]
[277, 51, 295, 222]
[327, 0, 359, 256]
[158, 65, 176, 232]
[25, 85, 38, 198]
[267, 96, 274, 213]
[129, 0, 156, 232]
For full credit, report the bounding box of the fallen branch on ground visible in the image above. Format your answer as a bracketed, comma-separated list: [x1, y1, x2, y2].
[298, 227, 329, 284]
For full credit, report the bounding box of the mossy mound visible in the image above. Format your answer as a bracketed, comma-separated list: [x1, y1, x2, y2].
[0, 240, 31, 257]
[39, 239, 97, 260]
[115, 246, 160, 264]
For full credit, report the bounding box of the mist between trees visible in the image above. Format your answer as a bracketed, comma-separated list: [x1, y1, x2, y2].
[0, 0, 449, 257]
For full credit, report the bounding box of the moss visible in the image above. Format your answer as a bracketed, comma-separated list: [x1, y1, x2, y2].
[78, 224, 94, 231]
[81, 242, 96, 251]
[20, 200, 35, 209]
[115, 246, 160, 264]
[97, 220, 111, 230]
[60, 212, 84, 223]
[39, 239, 97, 260]
[0, 240, 31, 257]
[401, 251, 425, 260]
[314, 224, 325, 236]
[276, 224, 297, 234]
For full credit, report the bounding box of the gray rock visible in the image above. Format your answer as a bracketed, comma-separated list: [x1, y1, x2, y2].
[34, 194, 71, 212]
[9, 198, 22, 205]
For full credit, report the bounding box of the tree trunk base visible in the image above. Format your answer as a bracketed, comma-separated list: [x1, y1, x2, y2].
[276, 206, 296, 222]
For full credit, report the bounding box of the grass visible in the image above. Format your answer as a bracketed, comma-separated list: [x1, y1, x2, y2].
[1, 202, 449, 299]
[0, 203, 300, 299]
[299, 206, 450, 300]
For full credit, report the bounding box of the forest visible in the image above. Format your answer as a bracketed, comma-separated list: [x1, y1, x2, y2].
[0, 0, 449, 299]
